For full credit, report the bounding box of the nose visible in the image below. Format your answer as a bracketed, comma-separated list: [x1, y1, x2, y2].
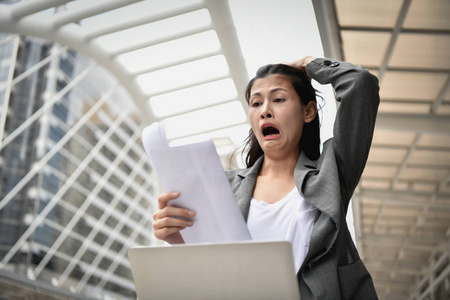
[260, 102, 272, 119]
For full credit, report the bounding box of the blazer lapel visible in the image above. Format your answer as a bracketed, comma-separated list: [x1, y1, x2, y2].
[234, 157, 263, 221]
[294, 143, 341, 226]
[294, 141, 343, 270]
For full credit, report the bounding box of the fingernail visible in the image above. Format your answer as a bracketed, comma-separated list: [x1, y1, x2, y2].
[172, 192, 179, 197]
[188, 210, 195, 217]
[187, 221, 193, 226]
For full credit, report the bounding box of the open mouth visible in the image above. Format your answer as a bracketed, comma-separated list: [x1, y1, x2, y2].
[262, 125, 280, 137]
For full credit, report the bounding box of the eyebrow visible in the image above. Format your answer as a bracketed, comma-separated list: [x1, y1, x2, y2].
[250, 88, 289, 98]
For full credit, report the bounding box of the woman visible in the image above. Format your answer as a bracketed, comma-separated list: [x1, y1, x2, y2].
[152, 56, 379, 299]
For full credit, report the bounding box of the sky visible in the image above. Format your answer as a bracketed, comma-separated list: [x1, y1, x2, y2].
[229, 0, 337, 144]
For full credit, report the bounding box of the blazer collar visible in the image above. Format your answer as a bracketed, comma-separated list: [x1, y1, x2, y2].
[295, 143, 341, 227]
[237, 156, 263, 179]
[235, 156, 263, 220]
[235, 149, 340, 227]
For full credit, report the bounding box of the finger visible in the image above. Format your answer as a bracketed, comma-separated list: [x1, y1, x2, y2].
[158, 192, 179, 209]
[153, 217, 194, 230]
[154, 227, 186, 241]
[153, 206, 195, 221]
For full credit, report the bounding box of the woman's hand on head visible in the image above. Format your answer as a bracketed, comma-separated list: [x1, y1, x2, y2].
[152, 192, 196, 245]
[284, 56, 316, 73]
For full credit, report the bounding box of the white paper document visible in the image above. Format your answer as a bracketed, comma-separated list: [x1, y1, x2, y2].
[142, 122, 252, 244]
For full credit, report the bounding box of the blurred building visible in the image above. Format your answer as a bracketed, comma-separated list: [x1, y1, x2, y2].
[0, 34, 158, 299]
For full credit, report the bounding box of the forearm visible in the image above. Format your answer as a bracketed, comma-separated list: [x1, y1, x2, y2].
[306, 58, 380, 196]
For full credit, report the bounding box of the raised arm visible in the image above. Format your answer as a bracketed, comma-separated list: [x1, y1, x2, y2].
[305, 58, 380, 198]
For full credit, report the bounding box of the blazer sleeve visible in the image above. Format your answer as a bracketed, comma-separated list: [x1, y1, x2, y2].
[306, 58, 380, 202]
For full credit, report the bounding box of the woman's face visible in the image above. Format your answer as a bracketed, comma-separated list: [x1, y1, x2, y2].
[248, 74, 308, 158]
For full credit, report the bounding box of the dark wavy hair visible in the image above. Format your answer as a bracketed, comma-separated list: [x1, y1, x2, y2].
[242, 64, 320, 167]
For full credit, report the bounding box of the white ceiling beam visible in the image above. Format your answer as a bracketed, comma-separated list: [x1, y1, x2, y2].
[146, 74, 230, 98]
[157, 97, 239, 120]
[51, 0, 143, 28]
[132, 50, 222, 77]
[109, 24, 212, 57]
[0, 7, 154, 121]
[10, 0, 73, 20]
[168, 120, 248, 142]
[205, 0, 250, 115]
[85, 3, 205, 40]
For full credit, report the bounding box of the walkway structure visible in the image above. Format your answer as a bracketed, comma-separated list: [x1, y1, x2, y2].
[0, 0, 449, 299]
[314, 1, 450, 299]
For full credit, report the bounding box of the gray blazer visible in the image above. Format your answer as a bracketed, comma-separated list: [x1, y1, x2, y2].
[226, 58, 379, 299]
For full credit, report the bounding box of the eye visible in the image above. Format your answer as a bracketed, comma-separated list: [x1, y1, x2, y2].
[251, 101, 261, 107]
[274, 98, 285, 103]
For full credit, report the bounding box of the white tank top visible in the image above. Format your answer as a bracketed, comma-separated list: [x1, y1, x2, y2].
[247, 187, 318, 273]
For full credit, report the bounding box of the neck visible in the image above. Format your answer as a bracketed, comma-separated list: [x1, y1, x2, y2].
[259, 150, 299, 178]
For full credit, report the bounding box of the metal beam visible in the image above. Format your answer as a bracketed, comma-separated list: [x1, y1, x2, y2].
[84, 2, 205, 40]
[0, 269, 96, 300]
[205, 0, 250, 115]
[377, 0, 412, 83]
[109, 24, 212, 57]
[132, 50, 223, 77]
[75, 182, 153, 293]
[339, 26, 450, 36]
[311, 0, 343, 60]
[0, 7, 154, 121]
[363, 233, 443, 244]
[9, 0, 73, 20]
[391, 134, 421, 189]
[0, 63, 95, 151]
[431, 75, 450, 114]
[375, 113, 450, 135]
[416, 252, 450, 300]
[146, 74, 230, 98]
[0, 36, 19, 151]
[51, 0, 143, 28]
[0, 86, 116, 267]
[0, 45, 68, 95]
[56, 154, 151, 286]
[32, 120, 140, 278]
[359, 191, 450, 208]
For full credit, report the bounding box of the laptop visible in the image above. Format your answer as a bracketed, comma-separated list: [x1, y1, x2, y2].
[128, 241, 301, 300]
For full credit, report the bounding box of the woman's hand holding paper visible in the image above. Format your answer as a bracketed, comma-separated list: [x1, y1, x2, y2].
[152, 192, 196, 244]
